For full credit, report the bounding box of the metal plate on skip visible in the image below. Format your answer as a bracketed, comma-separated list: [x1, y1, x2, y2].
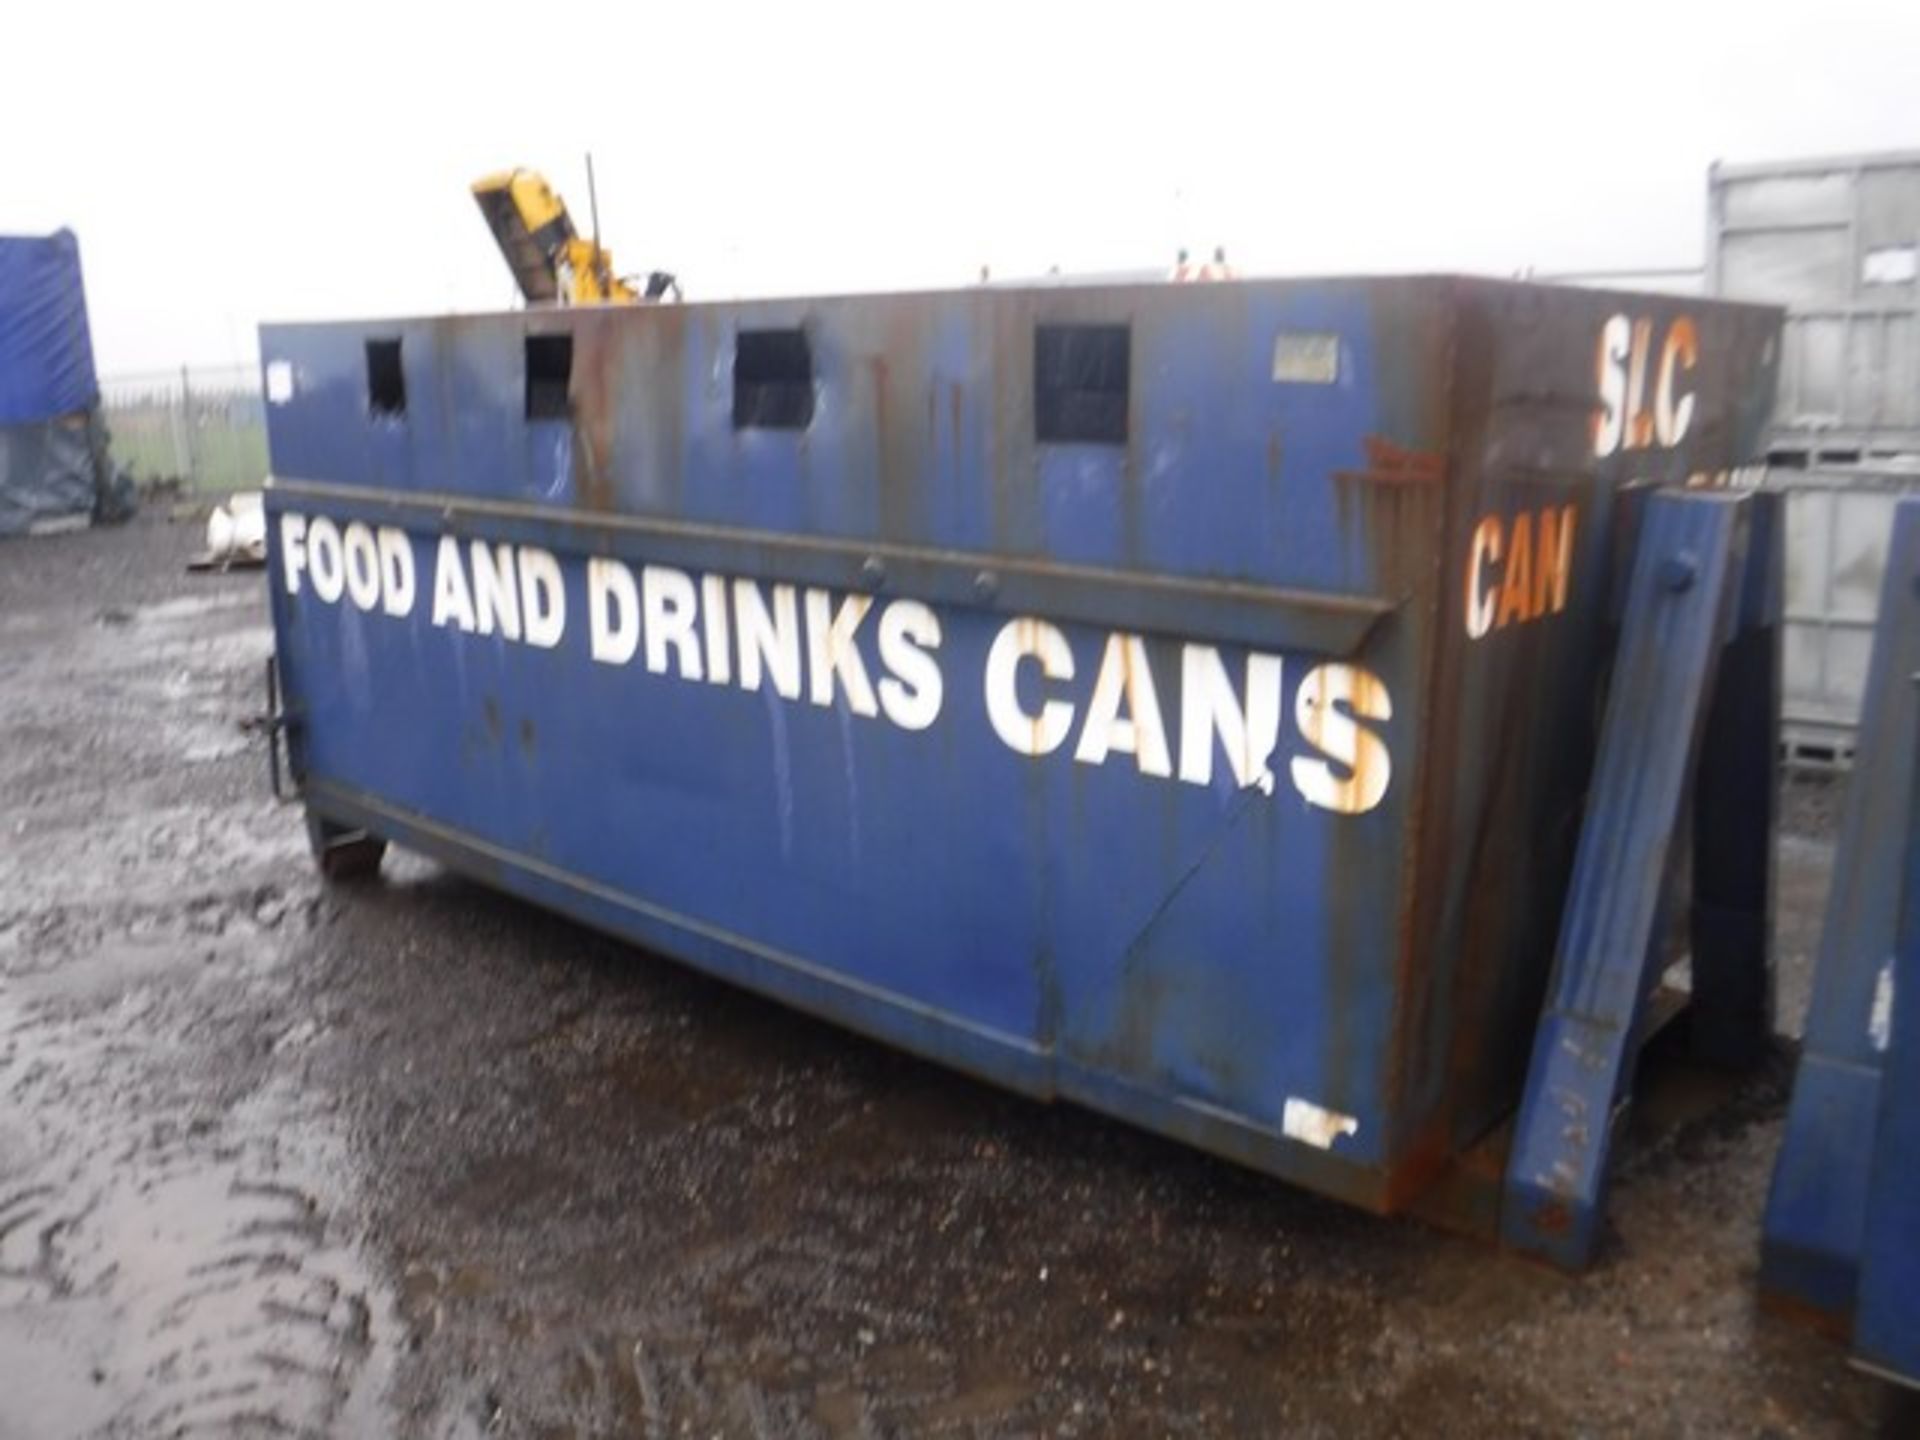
[1273, 331, 1340, 384]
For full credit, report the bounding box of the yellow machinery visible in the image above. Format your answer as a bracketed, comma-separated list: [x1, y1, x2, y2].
[471, 164, 675, 307]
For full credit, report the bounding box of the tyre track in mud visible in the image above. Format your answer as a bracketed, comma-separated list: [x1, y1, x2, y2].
[0, 526, 395, 1440]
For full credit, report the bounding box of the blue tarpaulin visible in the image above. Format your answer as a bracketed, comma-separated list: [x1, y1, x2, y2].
[0, 230, 116, 534]
[0, 229, 99, 425]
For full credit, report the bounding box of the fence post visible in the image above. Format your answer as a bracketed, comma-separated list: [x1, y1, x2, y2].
[165, 366, 191, 483]
[179, 365, 197, 489]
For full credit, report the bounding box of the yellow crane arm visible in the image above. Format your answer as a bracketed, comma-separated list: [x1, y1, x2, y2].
[471, 168, 642, 306]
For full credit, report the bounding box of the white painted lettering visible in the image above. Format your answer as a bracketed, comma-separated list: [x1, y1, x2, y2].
[1593, 314, 1631, 458]
[1177, 644, 1282, 793]
[985, 618, 1075, 757]
[1655, 316, 1697, 447]
[877, 600, 943, 731]
[1465, 516, 1501, 639]
[431, 535, 476, 632]
[1290, 663, 1392, 815]
[1625, 316, 1654, 450]
[642, 565, 703, 679]
[519, 548, 565, 649]
[587, 558, 638, 663]
[306, 517, 345, 604]
[805, 589, 878, 716]
[1074, 634, 1171, 778]
[701, 574, 732, 686]
[277, 528, 1410, 818]
[735, 580, 802, 699]
[376, 526, 415, 617]
[279, 512, 309, 595]
[470, 542, 522, 640]
[343, 522, 381, 611]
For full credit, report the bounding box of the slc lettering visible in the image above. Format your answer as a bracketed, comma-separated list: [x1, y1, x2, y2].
[1593, 312, 1697, 458]
[1463, 311, 1705, 639]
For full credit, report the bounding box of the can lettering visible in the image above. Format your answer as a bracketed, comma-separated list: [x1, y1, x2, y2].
[1464, 504, 1577, 639]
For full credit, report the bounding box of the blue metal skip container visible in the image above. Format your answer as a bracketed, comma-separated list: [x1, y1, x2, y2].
[261, 278, 1779, 1219]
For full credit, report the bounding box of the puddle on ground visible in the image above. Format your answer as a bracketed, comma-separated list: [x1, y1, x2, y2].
[0, 916, 397, 1439]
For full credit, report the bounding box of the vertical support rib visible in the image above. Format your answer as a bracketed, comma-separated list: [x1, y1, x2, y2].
[1854, 683, 1920, 1387]
[1502, 492, 1749, 1268]
[1690, 489, 1782, 1066]
[1763, 500, 1920, 1324]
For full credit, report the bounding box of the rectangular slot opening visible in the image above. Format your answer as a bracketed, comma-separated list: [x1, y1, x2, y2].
[365, 338, 405, 417]
[1035, 323, 1129, 444]
[733, 328, 814, 430]
[525, 334, 573, 421]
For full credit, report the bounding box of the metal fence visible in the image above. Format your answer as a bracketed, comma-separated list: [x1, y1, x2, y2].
[1709, 151, 1920, 462]
[99, 364, 268, 493]
[1773, 461, 1920, 766]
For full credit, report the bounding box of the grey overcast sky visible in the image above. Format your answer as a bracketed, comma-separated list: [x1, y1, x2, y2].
[5, 0, 1915, 376]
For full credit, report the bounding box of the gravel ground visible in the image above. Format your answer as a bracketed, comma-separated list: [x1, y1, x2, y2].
[0, 517, 1910, 1438]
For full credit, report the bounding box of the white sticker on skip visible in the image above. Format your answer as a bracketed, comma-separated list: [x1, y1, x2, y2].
[1870, 960, 1895, 1053]
[1282, 1096, 1359, 1150]
[1272, 332, 1340, 385]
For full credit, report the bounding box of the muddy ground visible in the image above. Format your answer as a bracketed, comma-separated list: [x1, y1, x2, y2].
[0, 517, 1910, 1438]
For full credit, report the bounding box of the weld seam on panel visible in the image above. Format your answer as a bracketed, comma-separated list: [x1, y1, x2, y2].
[305, 778, 1047, 1064]
[266, 475, 1395, 622]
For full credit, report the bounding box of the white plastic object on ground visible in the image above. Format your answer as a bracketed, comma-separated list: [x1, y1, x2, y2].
[206, 492, 267, 564]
